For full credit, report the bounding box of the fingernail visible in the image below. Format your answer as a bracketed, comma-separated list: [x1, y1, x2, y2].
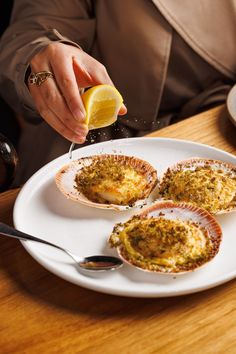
[75, 126, 88, 135]
[73, 134, 85, 144]
[75, 136, 86, 144]
[80, 123, 89, 132]
[119, 103, 127, 115]
[75, 128, 82, 134]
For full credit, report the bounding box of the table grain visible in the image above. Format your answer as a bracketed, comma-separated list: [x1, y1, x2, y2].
[0, 105, 236, 354]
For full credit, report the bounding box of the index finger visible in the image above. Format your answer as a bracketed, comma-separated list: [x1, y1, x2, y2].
[51, 58, 86, 122]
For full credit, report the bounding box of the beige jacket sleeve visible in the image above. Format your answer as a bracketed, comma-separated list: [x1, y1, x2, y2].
[0, 0, 95, 121]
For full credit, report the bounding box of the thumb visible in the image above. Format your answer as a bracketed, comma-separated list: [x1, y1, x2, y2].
[119, 104, 127, 115]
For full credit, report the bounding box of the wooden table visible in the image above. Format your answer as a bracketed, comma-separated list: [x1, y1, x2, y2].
[0, 105, 236, 354]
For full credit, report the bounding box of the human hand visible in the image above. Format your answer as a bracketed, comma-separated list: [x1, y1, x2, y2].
[28, 42, 127, 144]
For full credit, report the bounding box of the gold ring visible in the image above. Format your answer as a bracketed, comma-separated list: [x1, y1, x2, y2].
[28, 71, 54, 86]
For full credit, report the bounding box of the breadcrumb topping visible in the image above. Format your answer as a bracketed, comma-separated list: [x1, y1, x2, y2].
[109, 215, 214, 273]
[160, 166, 236, 213]
[75, 157, 150, 205]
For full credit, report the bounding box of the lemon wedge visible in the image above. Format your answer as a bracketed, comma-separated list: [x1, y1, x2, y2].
[81, 84, 123, 130]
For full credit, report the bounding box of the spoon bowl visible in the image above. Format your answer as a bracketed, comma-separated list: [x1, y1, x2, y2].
[0, 222, 123, 272]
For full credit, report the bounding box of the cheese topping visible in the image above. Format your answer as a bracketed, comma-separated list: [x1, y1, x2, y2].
[109, 216, 213, 272]
[161, 167, 236, 213]
[75, 158, 149, 205]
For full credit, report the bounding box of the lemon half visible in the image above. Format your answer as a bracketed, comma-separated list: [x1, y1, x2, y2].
[81, 84, 123, 130]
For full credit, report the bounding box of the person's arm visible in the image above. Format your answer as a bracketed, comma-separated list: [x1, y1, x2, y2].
[0, 0, 94, 113]
[0, 0, 126, 143]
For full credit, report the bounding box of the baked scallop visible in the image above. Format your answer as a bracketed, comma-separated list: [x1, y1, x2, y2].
[109, 200, 222, 274]
[159, 158, 236, 214]
[55, 154, 158, 210]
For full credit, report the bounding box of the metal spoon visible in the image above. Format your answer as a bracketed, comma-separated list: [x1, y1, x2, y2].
[0, 222, 123, 272]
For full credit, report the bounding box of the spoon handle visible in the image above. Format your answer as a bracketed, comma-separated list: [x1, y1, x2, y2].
[0, 222, 65, 252]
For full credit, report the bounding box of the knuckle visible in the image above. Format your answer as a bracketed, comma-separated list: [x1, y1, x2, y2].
[43, 88, 58, 104]
[67, 95, 78, 108]
[46, 42, 60, 55]
[63, 93, 82, 115]
[98, 63, 111, 82]
[61, 76, 74, 89]
[99, 63, 107, 74]
[30, 54, 43, 68]
[31, 43, 58, 66]
[30, 56, 38, 67]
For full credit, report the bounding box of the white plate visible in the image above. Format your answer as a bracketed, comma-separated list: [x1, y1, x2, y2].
[13, 137, 236, 297]
[227, 84, 236, 127]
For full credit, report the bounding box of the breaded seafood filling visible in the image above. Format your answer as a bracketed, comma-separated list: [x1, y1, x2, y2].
[109, 216, 214, 273]
[160, 165, 236, 213]
[55, 154, 158, 210]
[75, 157, 152, 205]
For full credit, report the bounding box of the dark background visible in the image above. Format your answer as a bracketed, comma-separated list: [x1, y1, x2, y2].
[0, 0, 20, 146]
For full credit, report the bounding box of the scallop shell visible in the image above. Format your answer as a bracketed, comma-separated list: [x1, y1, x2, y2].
[55, 154, 158, 211]
[159, 158, 236, 214]
[109, 200, 222, 274]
